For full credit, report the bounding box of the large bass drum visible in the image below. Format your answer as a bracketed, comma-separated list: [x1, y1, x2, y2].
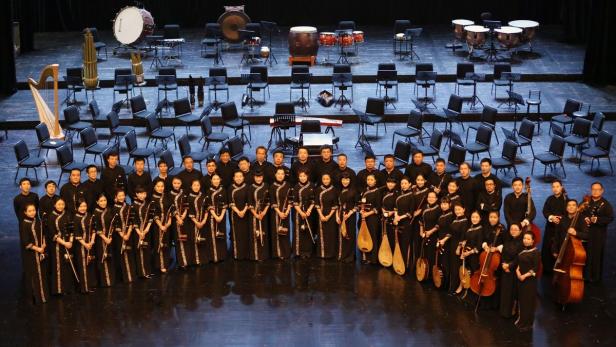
[113, 6, 155, 45]
[218, 6, 251, 43]
[288, 26, 319, 57]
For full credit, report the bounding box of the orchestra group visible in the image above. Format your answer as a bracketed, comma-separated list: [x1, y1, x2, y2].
[13, 145, 613, 332]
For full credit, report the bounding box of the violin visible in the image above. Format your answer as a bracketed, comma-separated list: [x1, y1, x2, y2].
[470, 225, 502, 297]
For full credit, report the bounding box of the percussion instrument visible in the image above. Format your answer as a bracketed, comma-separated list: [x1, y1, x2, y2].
[395, 33, 406, 41]
[319, 32, 336, 46]
[465, 25, 489, 49]
[508, 20, 539, 44]
[260, 46, 270, 58]
[337, 32, 354, 47]
[113, 6, 155, 45]
[246, 36, 261, 46]
[288, 26, 319, 57]
[495, 26, 522, 49]
[218, 6, 251, 43]
[352, 31, 365, 44]
[452, 19, 474, 40]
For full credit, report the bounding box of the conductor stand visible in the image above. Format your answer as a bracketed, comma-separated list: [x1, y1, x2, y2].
[497, 72, 521, 109]
[205, 76, 226, 112]
[482, 20, 502, 62]
[405, 28, 422, 61]
[506, 91, 526, 135]
[294, 73, 311, 112]
[466, 72, 485, 110]
[241, 73, 262, 112]
[260, 21, 279, 66]
[333, 73, 352, 110]
[336, 30, 352, 64]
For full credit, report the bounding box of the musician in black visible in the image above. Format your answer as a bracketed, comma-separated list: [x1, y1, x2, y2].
[445, 180, 461, 206]
[176, 156, 203, 192]
[188, 179, 208, 266]
[14, 178, 39, 225]
[127, 158, 152, 201]
[270, 150, 291, 184]
[93, 194, 115, 287]
[101, 151, 127, 202]
[436, 197, 454, 290]
[293, 170, 316, 259]
[252, 146, 274, 184]
[504, 177, 536, 230]
[332, 153, 357, 190]
[429, 158, 451, 198]
[457, 163, 478, 214]
[411, 174, 430, 266]
[380, 155, 403, 189]
[39, 181, 59, 222]
[20, 203, 49, 304]
[457, 210, 483, 294]
[74, 199, 96, 293]
[381, 178, 399, 252]
[479, 210, 505, 309]
[152, 179, 173, 273]
[171, 177, 190, 269]
[360, 174, 382, 264]
[82, 165, 103, 212]
[217, 149, 238, 188]
[229, 171, 251, 260]
[420, 191, 441, 274]
[552, 199, 589, 258]
[356, 155, 384, 191]
[207, 174, 228, 263]
[515, 231, 540, 332]
[248, 171, 270, 261]
[499, 223, 524, 319]
[404, 150, 432, 184]
[60, 168, 85, 213]
[337, 173, 357, 263]
[238, 157, 254, 187]
[394, 177, 414, 268]
[584, 182, 614, 282]
[448, 203, 468, 293]
[154, 159, 174, 193]
[476, 178, 502, 222]
[113, 189, 136, 283]
[542, 180, 567, 272]
[201, 159, 218, 193]
[270, 168, 292, 260]
[474, 158, 503, 196]
[315, 173, 338, 259]
[47, 198, 75, 295]
[313, 145, 338, 184]
[291, 147, 314, 186]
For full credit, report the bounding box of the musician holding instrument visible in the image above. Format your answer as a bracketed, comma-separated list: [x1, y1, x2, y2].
[499, 224, 524, 319]
[457, 163, 478, 214]
[171, 177, 190, 269]
[187, 180, 208, 266]
[249, 171, 270, 261]
[515, 231, 540, 332]
[504, 177, 536, 230]
[476, 178, 502, 223]
[207, 174, 229, 263]
[270, 168, 292, 260]
[229, 171, 251, 260]
[132, 187, 154, 277]
[542, 179, 567, 273]
[436, 197, 454, 289]
[404, 151, 432, 184]
[444, 180, 461, 206]
[455, 211, 483, 295]
[293, 170, 316, 259]
[475, 211, 505, 309]
[393, 177, 414, 268]
[47, 198, 75, 295]
[381, 178, 399, 253]
[337, 173, 358, 263]
[380, 155, 404, 190]
[360, 174, 382, 265]
[74, 200, 96, 293]
[113, 190, 136, 283]
[419, 191, 441, 277]
[410, 174, 430, 267]
[553, 199, 589, 256]
[20, 203, 49, 304]
[315, 173, 339, 259]
[585, 182, 614, 283]
[448, 202, 468, 293]
[152, 179, 174, 273]
[428, 158, 451, 198]
[93, 194, 115, 287]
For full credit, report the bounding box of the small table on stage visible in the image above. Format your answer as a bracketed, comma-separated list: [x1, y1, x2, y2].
[268, 116, 343, 150]
[301, 134, 334, 151]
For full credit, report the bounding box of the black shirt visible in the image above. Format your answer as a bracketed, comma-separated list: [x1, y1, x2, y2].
[175, 169, 202, 192]
[60, 182, 86, 214]
[504, 192, 536, 227]
[332, 166, 357, 190]
[101, 165, 127, 201]
[13, 192, 39, 224]
[312, 158, 338, 184]
[356, 168, 385, 191]
[458, 176, 478, 213]
[217, 161, 238, 188]
[81, 178, 104, 212]
[127, 171, 153, 200]
[404, 162, 432, 183]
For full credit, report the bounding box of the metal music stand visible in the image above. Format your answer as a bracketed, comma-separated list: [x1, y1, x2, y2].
[497, 72, 521, 109]
[241, 73, 263, 111]
[116, 74, 135, 109]
[205, 76, 226, 112]
[210, 27, 224, 66]
[465, 72, 485, 110]
[405, 28, 423, 60]
[482, 20, 502, 62]
[147, 35, 164, 70]
[507, 90, 526, 134]
[416, 71, 437, 109]
[260, 21, 279, 66]
[293, 73, 311, 111]
[353, 108, 371, 150]
[332, 73, 352, 110]
[156, 75, 176, 115]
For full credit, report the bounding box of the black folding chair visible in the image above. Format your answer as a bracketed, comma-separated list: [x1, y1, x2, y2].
[14, 140, 48, 183]
[580, 131, 613, 174]
[532, 136, 566, 178]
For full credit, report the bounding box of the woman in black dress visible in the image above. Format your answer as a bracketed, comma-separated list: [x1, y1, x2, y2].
[21, 203, 49, 304]
[171, 177, 190, 269]
[360, 174, 381, 264]
[436, 197, 454, 289]
[394, 177, 414, 268]
[229, 171, 251, 260]
[479, 211, 506, 308]
[112, 190, 136, 283]
[420, 191, 440, 273]
[188, 179, 208, 266]
[93, 194, 115, 287]
[499, 223, 524, 318]
[315, 173, 338, 259]
[152, 179, 174, 273]
[74, 200, 96, 293]
[132, 187, 154, 277]
[411, 174, 430, 267]
[445, 180, 461, 207]
[515, 231, 540, 332]
[249, 172, 270, 261]
[270, 168, 292, 260]
[542, 180, 567, 273]
[448, 202, 468, 293]
[47, 198, 75, 295]
[337, 173, 357, 263]
[381, 178, 398, 253]
[456, 210, 483, 294]
[207, 174, 228, 263]
[293, 170, 315, 259]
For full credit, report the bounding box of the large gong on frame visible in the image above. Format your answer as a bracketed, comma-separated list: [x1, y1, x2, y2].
[218, 9, 251, 43]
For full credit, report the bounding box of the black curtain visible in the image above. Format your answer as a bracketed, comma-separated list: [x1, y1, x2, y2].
[0, 0, 16, 95]
[583, 0, 616, 84]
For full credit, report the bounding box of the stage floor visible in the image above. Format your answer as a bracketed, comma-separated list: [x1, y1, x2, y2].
[0, 120, 615, 345]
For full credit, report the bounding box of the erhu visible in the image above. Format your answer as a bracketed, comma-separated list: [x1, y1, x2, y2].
[158, 204, 175, 254]
[176, 199, 190, 242]
[85, 215, 96, 265]
[277, 186, 292, 236]
[61, 219, 80, 284]
[254, 191, 269, 247]
[137, 203, 155, 248]
[120, 206, 134, 254]
[194, 195, 207, 244]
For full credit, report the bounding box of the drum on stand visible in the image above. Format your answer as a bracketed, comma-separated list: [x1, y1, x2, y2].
[508, 20, 539, 51]
[452, 19, 474, 41]
[352, 31, 365, 44]
[260, 46, 270, 58]
[319, 32, 336, 46]
[495, 26, 522, 50]
[218, 7, 251, 43]
[465, 25, 489, 54]
[288, 26, 318, 65]
[113, 6, 155, 46]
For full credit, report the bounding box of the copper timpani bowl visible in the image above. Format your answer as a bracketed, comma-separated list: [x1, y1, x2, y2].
[452, 19, 474, 40]
[508, 20, 539, 43]
[495, 26, 523, 49]
[465, 25, 489, 48]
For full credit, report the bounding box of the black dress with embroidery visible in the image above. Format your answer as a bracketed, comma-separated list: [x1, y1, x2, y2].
[360, 186, 381, 264]
[188, 191, 209, 265]
[113, 202, 136, 283]
[47, 210, 75, 295]
[293, 181, 316, 258]
[132, 199, 154, 276]
[315, 184, 338, 259]
[395, 188, 414, 267]
[447, 215, 468, 292]
[337, 186, 357, 263]
[21, 217, 49, 304]
[93, 207, 116, 287]
[269, 181, 292, 260]
[151, 192, 174, 272]
[249, 182, 270, 261]
[74, 212, 97, 293]
[207, 186, 229, 263]
[381, 189, 398, 252]
[228, 183, 251, 260]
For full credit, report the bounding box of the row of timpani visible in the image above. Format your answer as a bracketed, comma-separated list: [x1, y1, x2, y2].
[452, 19, 539, 51]
[318, 30, 364, 47]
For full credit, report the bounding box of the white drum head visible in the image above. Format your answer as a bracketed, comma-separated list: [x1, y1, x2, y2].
[114, 7, 144, 45]
[290, 26, 317, 33]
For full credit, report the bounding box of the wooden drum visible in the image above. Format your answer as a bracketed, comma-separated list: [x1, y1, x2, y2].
[288, 26, 319, 57]
[495, 26, 522, 49]
[465, 25, 489, 48]
[452, 19, 474, 41]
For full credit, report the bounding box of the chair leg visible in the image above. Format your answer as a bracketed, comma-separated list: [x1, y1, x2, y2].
[560, 160, 567, 178]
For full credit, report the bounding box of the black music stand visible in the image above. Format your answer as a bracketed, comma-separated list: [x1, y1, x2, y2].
[116, 74, 135, 109]
[405, 28, 423, 61]
[239, 30, 260, 65]
[293, 73, 311, 111]
[507, 90, 526, 134]
[482, 20, 502, 62]
[353, 108, 371, 150]
[466, 72, 485, 110]
[260, 21, 279, 66]
[268, 113, 295, 150]
[241, 73, 262, 111]
[156, 75, 175, 116]
[205, 76, 226, 112]
[497, 72, 521, 109]
[333, 73, 352, 110]
[209, 27, 224, 66]
[336, 30, 352, 64]
[416, 71, 437, 109]
[147, 35, 164, 70]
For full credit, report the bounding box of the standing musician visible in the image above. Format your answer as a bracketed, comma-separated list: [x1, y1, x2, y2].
[132, 186, 154, 278]
[333, 153, 357, 190]
[60, 169, 85, 214]
[187, 180, 208, 266]
[393, 177, 414, 268]
[229, 171, 251, 260]
[21, 203, 49, 304]
[499, 223, 524, 319]
[429, 158, 451, 198]
[337, 173, 357, 263]
[404, 151, 432, 184]
[293, 170, 316, 259]
[207, 174, 229, 263]
[476, 178, 502, 223]
[237, 157, 254, 187]
[249, 171, 270, 261]
[419, 191, 441, 276]
[313, 146, 338, 184]
[217, 149, 238, 188]
[154, 160, 174, 193]
[515, 231, 540, 332]
[47, 198, 75, 295]
[380, 155, 404, 189]
[410, 174, 430, 267]
[93, 194, 115, 287]
[152, 179, 174, 273]
[14, 178, 39, 225]
[82, 165, 104, 212]
[290, 147, 314, 186]
[479, 211, 505, 308]
[360, 174, 382, 264]
[176, 156, 203, 192]
[455, 210, 483, 294]
[127, 158, 152, 202]
[448, 203, 468, 293]
[171, 177, 190, 269]
[74, 200, 96, 293]
[270, 168, 292, 260]
[270, 150, 291, 184]
[445, 180, 461, 206]
[584, 182, 614, 282]
[504, 177, 536, 230]
[381, 178, 399, 253]
[315, 173, 338, 259]
[101, 151, 127, 202]
[436, 197, 454, 289]
[356, 155, 384, 191]
[457, 163, 478, 214]
[113, 190, 136, 282]
[474, 159, 503, 196]
[552, 199, 589, 257]
[542, 180, 567, 272]
[201, 159, 218, 193]
[39, 181, 59, 223]
[252, 146, 274, 184]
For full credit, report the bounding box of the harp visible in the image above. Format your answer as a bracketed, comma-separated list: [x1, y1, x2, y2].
[28, 64, 64, 139]
[83, 29, 99, 89]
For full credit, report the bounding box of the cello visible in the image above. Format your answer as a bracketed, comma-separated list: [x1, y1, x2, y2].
[470, 225, 502, 297]
[523, 177, 542, 245]
[553, 196, 589, 306]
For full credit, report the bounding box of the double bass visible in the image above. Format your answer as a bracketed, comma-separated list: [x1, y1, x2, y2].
[553, 197, 589, 306]
[523, 177, 542, 245]
[470, 225, 502, 297]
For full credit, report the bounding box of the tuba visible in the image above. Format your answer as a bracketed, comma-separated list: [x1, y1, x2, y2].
[28, 64, 63, 139]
